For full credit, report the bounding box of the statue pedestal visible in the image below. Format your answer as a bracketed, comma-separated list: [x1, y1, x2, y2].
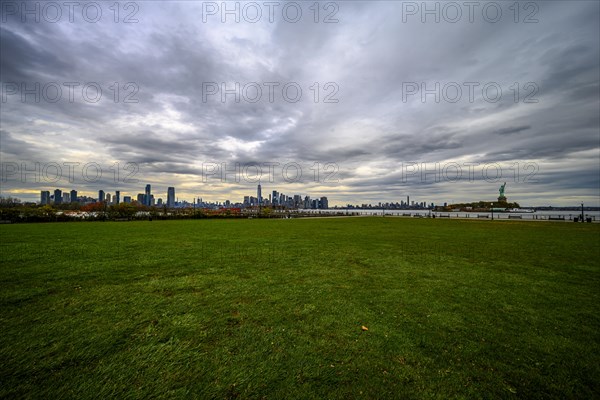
[497, 196, 507, 203]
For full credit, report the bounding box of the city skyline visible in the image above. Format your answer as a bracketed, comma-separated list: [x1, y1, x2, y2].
[37, 183, 336, 209]
[11, 175, 599, 209]
[32, 179, 598, 211]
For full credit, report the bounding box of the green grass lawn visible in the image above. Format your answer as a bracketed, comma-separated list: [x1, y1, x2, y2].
[1, 218, 599, 399]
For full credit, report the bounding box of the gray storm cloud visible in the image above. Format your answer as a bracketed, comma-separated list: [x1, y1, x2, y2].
[1, 1, 598, 206]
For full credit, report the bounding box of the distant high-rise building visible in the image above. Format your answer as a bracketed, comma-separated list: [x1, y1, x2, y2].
[123, 196, 131, 203]
[115, 191, 120, 204]
[167, 187, 175, 208]
[63, 193, 70, 203]
[320, 196, 329, 209]
[257, 184, 262, 205]
[304, 196, 311, 209]
[53, 189, 62, 205]
[41, 191, 50, 205]
[106, 193, 111, 203]
[272, 190, 278, 206]
[145, 184, 151, 206]
[98, 190, 105, 203]
[137, 193, 144, 204]
[70, 190, 77, 203]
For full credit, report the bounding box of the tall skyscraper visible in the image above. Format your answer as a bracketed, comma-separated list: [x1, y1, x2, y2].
[70, 190, 77, 203]
[167, 187, 175, 208]
[54, 189, 62, 205]
[115, 191, 120, 205]
[145, 184, 151, 206]
[41, 191, 50, 205]
[106, 193, 111, 204]
[257, 184, 262, 205]
[98, 190, 105, 203]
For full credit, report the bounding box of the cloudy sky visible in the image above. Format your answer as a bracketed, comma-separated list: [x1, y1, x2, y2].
[1, 0, 599, 206]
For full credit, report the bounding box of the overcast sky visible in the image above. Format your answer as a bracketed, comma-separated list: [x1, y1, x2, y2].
[1, 0, 599, 206]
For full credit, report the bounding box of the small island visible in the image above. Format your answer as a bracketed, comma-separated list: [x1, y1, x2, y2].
[435, 183, 520, 212]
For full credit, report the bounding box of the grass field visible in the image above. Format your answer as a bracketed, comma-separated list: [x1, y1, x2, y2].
[1, 218, 599, 399]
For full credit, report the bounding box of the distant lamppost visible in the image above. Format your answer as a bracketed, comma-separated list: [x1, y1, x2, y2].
[491, 203, 494, 221]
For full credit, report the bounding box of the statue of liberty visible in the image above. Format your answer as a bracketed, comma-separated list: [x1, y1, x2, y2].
[498, 182, 507, 202]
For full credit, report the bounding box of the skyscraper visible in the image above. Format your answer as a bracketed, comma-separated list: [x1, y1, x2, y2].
[145, 184, 151, 206]
[54, 189, 62, 205]
[98, 190, 105, 203]
[167, 187, 175, 208]
[70, 190, 77, 203]
[257, 183, 262, 205]
[41, 191, 50, 205]
[115, 190, 120, 205]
